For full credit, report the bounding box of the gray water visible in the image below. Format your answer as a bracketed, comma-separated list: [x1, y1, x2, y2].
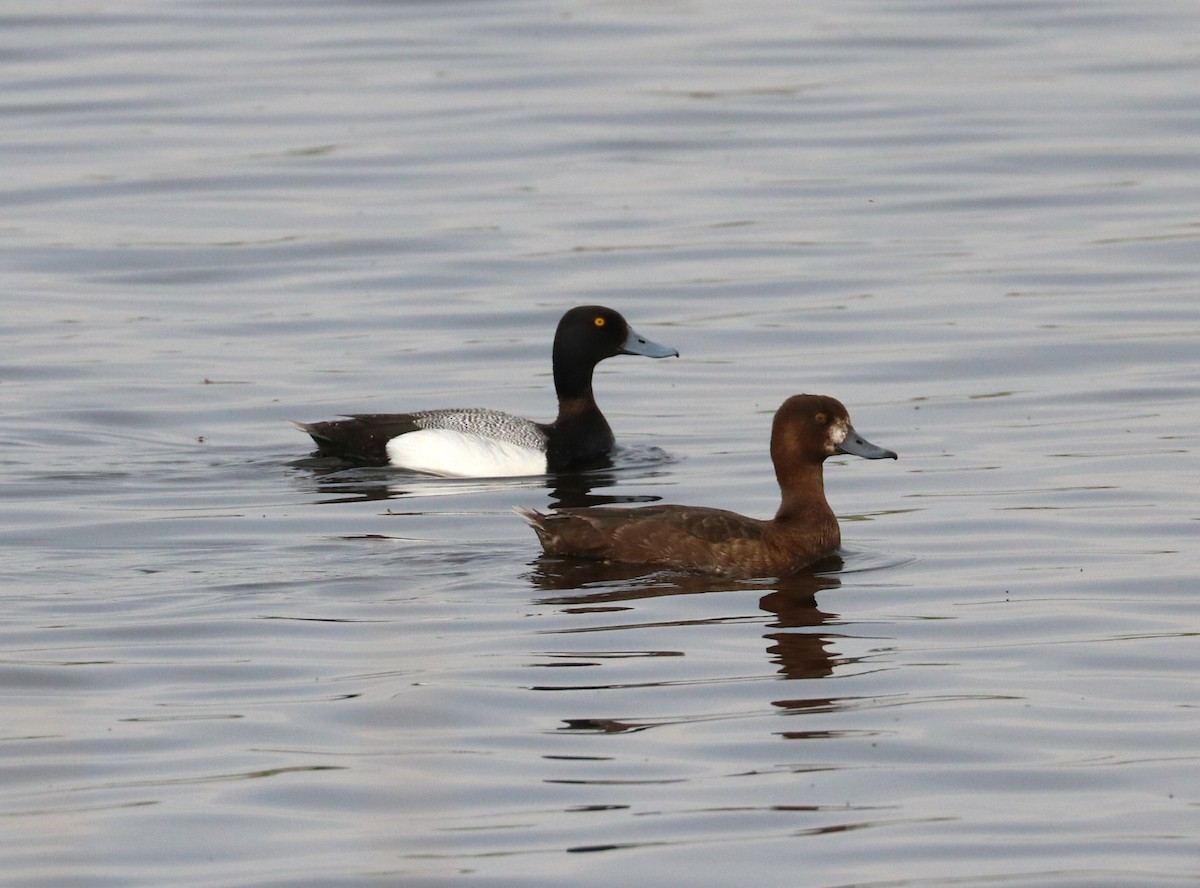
[2, 1, 1198, 886]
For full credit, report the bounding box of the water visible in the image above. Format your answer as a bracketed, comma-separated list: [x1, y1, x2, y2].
[2, 0, 1198, 885]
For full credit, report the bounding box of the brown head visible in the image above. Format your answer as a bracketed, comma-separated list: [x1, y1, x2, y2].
[770, 394, 897, 518]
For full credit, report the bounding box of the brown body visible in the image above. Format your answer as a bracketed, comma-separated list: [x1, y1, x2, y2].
[519, 394, 896, 578]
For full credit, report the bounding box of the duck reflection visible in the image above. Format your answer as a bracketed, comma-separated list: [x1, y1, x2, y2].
[526, 553, 844, 682]
[760, 558, 843, 680]
[544, 469, 666, 510]
[289, 448, 670, 507]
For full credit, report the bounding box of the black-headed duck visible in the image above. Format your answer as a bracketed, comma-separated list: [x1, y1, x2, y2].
[518, 394, 897, 578]
[294, 306, 677, 476]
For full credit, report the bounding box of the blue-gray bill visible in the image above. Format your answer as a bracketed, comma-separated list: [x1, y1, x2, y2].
[620, 327, 679, 359]
[837, 425, 898, 460]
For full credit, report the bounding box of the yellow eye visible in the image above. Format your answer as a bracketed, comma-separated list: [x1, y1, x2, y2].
[814, 412, 827, 424]
[594, 316, 606, 327]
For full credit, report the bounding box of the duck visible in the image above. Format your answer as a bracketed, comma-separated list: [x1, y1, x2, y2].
[293, 305, 678, 477]
[518, 394, 897, 578]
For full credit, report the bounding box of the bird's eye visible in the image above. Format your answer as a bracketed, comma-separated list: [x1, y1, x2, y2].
[594, 316, 606, 327]
[814, 412, 827, 425]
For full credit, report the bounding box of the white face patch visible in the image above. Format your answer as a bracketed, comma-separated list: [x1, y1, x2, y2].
[386, 428, 548, 477]
[828, 416, 850, 451]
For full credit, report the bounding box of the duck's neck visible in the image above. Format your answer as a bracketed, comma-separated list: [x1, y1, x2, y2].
[774, 465, 841, 554]
[547, 344, 614, 467]
[552, 338, 597, 403]
[773, 463, 834, 523]
[545, 395, 614, 469]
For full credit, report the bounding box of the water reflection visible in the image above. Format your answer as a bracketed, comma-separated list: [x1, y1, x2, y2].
[528, 555, 846, 682]
[760, 565, 843, 681]
[544, 471, 666, 509]
[289, 445, 673, 505]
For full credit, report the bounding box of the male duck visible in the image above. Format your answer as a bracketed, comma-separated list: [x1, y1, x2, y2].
[518, 394, 897, 578]
[294, 305, 677, 477]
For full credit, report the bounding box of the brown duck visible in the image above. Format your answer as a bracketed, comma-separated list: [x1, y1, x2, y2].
[518, 394, 897, 578]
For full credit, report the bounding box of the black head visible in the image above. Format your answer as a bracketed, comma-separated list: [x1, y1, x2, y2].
[551, 306, 677, 398]
[555, 306, 676, 359]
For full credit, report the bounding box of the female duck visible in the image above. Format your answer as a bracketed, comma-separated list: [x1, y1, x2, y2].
[294, 306, 677, 477]
[519, 394, 897, 578]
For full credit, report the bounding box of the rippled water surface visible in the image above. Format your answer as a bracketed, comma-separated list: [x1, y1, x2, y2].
[3, 1, 1198, 886]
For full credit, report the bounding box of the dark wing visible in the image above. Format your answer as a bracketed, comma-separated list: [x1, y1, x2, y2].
[292, 414, 423, 464]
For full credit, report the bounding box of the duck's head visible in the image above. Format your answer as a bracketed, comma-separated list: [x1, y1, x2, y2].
[554, 306, 679, 365]
[771, 394, 898, 468]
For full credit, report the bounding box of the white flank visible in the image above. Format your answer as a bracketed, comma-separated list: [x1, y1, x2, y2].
[386, 428, 547, 478]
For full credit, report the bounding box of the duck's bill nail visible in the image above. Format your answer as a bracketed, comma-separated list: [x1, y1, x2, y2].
[837, 427, 898, 460]
[620, 328, 679, 359]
